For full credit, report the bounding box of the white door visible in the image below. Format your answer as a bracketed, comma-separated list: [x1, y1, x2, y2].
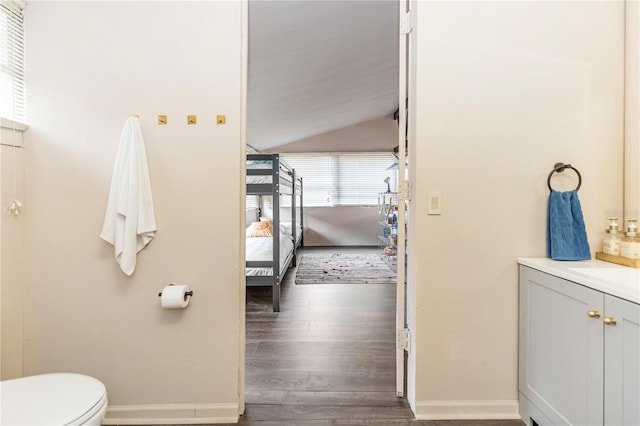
[395, 0, 411, 398]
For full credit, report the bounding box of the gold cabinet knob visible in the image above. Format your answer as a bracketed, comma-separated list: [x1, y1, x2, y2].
[587, 310, 601, 318]
[603, 317, 617, 326]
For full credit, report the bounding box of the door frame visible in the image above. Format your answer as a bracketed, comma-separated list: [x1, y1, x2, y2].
[395, 0, 408, 398]
[238, 0, 415, 413]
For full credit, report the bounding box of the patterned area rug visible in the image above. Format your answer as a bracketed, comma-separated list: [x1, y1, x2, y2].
[295, 252, 397, 284]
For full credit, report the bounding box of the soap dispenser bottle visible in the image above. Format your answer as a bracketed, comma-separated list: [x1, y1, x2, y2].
[602, 217, 622, 256]
[620, 219, 640, 260]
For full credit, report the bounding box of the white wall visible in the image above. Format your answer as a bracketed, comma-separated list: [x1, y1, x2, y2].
[18, 2, 245, 423]
[407, 1, 624, 419]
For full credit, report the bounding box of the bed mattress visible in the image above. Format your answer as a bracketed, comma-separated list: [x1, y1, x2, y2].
[246, 233, 294, 276]
[247, 162, 273, 184]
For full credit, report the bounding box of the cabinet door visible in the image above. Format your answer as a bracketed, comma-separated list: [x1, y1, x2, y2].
[519, 266, 604, 426]
[604, 295, 640, 426]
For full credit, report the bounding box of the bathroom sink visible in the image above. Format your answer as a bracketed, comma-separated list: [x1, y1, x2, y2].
[518, 258, 640, 303]
[568, 267, 640, 293]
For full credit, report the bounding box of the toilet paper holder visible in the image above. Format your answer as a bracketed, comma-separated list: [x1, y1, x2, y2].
[158, 284, 194, 300]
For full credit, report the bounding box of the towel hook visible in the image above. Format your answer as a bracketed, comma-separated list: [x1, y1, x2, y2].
[547, 162, 582, 192]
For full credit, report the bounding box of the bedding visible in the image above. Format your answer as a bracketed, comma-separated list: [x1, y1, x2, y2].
[246, 232, 294, 276]
[280, 221, 303, 239]
[247, 162, 273, 184]
[246, 220, 273, 237]
[280, 221, 292, 235]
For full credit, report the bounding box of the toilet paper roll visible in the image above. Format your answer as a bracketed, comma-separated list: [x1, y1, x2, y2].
[160, 284, 191, 309]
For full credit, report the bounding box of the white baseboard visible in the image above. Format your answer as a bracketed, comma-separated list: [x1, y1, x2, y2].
[102, 402, 239, 425]
[414, 399, 521, 420]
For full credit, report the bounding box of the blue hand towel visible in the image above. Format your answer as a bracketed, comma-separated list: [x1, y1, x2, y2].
[547, 190, 591, 260]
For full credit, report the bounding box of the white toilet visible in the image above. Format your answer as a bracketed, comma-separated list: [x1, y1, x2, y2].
[0, 372, 108, 425]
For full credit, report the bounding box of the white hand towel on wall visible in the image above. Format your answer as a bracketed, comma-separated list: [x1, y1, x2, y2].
[100, 116, 157, 276]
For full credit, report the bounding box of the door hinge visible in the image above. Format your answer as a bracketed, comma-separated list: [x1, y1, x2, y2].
[400, 10, 414, 35]
[398, 328, 411, 353]
[398, 180, 412, 202]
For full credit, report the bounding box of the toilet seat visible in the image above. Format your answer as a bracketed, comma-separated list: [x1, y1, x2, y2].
[0, 372, 108, 425]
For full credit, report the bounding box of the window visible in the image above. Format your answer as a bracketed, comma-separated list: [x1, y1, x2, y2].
[281, 153, 398, 207]
[0, 0, 25, 123]
[246, 195, 259, 211]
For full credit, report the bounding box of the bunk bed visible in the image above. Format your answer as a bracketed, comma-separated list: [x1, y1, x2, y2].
[246, 154, 303, 312]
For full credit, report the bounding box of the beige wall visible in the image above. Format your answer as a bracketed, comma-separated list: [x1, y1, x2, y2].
[16, 2, 245, 423]
[266, 116, 398, 153]
[2, 1, 630, 423]
[408, 0, 624, 418]
[303, 206, 380, 246]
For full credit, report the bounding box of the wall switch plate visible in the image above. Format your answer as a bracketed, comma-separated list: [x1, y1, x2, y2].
[427, 192, 441, 215]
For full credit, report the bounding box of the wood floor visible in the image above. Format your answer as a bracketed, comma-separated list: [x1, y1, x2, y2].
[233, 246, 525, 426]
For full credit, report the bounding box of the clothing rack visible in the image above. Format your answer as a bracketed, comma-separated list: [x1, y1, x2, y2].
[547, 162, 582, 192]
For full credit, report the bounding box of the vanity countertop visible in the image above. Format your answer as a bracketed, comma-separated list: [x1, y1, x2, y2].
[518, 257, 640, 304]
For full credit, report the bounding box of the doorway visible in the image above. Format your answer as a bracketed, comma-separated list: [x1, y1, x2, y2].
[241, 0, 411, 421]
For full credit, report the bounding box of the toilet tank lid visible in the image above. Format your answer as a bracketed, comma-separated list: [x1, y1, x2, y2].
[0, 372, 107, 426]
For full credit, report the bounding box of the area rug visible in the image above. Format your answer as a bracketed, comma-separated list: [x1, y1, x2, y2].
[295, 252, 397, 284]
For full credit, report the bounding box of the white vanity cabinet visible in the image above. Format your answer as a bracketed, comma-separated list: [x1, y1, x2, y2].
[604, 295, 640, 426]
[519, 263, 640, 426]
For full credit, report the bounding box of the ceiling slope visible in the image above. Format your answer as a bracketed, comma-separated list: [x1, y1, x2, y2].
[247, 0, 399, 152]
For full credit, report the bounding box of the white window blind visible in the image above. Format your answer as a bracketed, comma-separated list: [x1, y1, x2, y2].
[283, 154, 333, 206]
[246, 195, 259, 211]
[282, 153, 398, 207]
[0, 0, 25, 123]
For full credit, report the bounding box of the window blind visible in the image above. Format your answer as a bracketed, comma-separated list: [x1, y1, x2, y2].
[0, 0, 25, 123]
[246, 195, 259, 211]
[282, 154, 333, 206]
[282, 153, 398, 207]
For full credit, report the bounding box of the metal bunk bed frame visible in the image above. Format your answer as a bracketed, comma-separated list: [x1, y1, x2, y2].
[246, 154, 304, 312]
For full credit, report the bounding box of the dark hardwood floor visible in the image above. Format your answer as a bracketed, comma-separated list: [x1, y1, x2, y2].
[234, 246, 525, 426]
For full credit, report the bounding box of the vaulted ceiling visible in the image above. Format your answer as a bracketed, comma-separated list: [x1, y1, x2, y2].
[247, 0, 399, 152]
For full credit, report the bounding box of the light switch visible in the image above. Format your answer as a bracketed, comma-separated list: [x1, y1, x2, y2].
[427, 192, 441, 215]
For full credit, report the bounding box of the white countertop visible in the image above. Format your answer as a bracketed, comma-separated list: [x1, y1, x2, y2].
[518, 257, 640, 304]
